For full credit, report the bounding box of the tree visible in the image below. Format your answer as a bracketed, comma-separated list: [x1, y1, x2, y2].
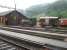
[25, 0, 67, 18]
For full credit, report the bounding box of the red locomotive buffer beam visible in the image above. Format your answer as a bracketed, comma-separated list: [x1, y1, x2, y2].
[59, 19, 67, 26]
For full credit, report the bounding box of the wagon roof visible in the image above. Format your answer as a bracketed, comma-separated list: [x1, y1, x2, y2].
[40, 16, 58, 19]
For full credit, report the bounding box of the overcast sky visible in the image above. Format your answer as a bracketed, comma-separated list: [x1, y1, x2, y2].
[0, 0, 57, 12]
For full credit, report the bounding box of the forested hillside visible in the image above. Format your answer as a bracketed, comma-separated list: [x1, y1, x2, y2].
[25, 0, 67, 18]
[25, 4, 48, 18]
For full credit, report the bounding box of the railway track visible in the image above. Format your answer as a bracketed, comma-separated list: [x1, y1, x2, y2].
[11, 26, 67, 34]
[0, 26, 66, 50]
[4, 26, 67, 34]
[0, 29, 66, 50]
[0, 26, 67, 41]
[0, 39, 27, 50]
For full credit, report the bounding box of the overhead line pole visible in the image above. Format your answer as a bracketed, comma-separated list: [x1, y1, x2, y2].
[14, 0, 16, 10]
[14, 0, 18, 25]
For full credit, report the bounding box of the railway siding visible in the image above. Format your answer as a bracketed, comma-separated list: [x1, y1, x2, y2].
[0, 26, 67, 41]
[0, 39, 24, 50]
[0, 29, 66, 49]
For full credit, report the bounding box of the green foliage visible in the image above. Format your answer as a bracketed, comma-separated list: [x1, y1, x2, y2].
[46, 0, 67, 17]
[25, 0, 67, 18]
[30, 18, 37, 26]
[25, 4, 48, 18]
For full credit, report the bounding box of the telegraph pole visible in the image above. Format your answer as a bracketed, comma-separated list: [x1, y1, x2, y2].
[14, 0, 16, 10]
[14, 0, 18, 25]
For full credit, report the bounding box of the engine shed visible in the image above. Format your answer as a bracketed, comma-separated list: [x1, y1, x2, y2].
[0, 10, 28, 25]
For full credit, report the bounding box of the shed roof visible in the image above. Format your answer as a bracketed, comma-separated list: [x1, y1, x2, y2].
[0, 10, 25, 16]
[0, 10, 13, 16]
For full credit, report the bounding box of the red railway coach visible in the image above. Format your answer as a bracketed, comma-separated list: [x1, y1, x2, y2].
[59, 18, 67, 26]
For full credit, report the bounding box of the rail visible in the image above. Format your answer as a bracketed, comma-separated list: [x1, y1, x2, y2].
[0, 26, 67, 41]
[0, 29, 66, 49]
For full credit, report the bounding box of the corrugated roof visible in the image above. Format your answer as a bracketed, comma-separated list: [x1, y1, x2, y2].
[0, 10, 14, 16]
[0, 10, 24, 16]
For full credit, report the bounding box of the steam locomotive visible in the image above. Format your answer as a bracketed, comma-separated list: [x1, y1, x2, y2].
[38, 16, 67, 27]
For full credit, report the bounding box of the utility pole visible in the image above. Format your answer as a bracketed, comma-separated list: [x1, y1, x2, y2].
[14, 0, 18, 25]
[14, 0, 16, 10]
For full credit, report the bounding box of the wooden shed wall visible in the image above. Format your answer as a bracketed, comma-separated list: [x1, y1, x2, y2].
[5, 11, 27, 25]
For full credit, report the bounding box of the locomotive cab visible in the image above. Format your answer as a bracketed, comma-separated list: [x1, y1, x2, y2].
[38, 16, 58, 27]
